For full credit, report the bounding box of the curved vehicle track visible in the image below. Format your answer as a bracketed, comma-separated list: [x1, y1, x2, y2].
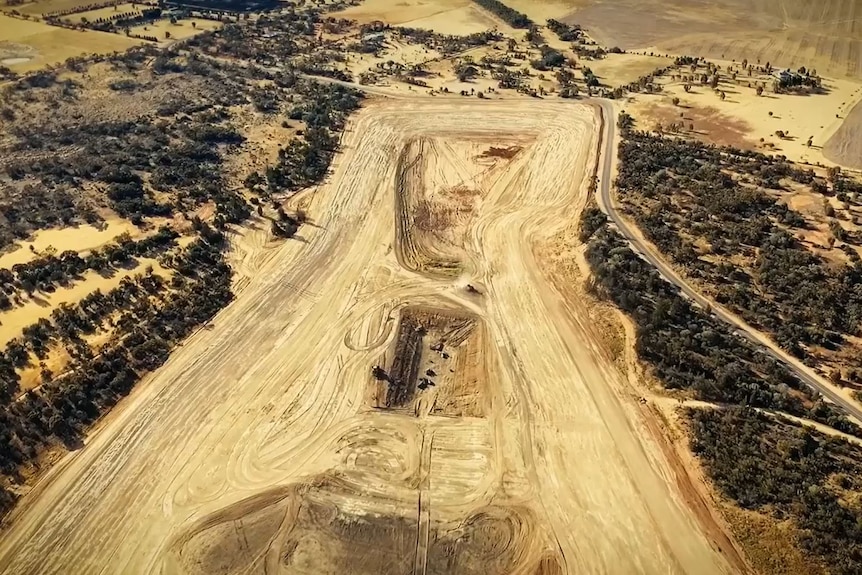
[593, 100, 862, 424]
[0, 98, 734, 575]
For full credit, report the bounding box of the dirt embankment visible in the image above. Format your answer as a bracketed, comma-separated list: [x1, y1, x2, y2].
[824, 99, 862, 170]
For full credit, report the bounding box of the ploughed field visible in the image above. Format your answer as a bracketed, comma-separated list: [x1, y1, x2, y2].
[0, 99, 732, 574]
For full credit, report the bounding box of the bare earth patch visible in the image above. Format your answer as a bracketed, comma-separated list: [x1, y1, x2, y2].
[0, 99, 733, 575]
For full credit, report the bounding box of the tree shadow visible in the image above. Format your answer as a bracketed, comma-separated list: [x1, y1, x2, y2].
[61, 433, 84, 451]
[30, 294, 51, 308]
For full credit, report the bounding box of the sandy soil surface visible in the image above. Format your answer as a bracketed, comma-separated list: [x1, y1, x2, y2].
[335, 0, 576, 30]
[0, 98, 732, 574]
[0, 256, 168, 348]
[400, 5, 496, 36]
[333, 0, 474, 26]
[587, 53, 672, 87]
[0, 218, 140, 268]
[502, 0, 580, 22]
[0, 13, 142, 71]
[624, 67, 862, 167]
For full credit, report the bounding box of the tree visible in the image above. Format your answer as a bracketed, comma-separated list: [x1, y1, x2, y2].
[756, 85, 763, 96]
[672, 97, 680, 106]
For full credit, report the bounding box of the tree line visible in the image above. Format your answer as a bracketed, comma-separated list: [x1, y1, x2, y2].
[470, 0, 532, 28]
[582, 213, 858, 435]
[0, 229, 231, 516]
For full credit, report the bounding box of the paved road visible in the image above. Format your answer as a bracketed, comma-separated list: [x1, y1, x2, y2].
[592, 99, 862, 424]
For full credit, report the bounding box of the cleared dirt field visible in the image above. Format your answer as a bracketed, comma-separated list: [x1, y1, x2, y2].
[0, 14, 141, 71]
[570, 0, 862, 79]
[0, 98, 732, 574]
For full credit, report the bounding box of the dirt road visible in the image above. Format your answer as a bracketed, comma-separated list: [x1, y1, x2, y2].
[0, 99, 733, 574]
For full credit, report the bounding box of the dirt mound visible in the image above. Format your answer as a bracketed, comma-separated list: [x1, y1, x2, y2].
[171, 477, 551, 575]
[824, 99, 862, 169]
[373, 307, 485, 416]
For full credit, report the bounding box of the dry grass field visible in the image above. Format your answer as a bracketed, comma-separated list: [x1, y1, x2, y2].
[569, 0, 862, 80]
[129, 18, 221, 42]
[0, 98, 736, 575]
[0, 13, 142, 71]
[10, 0, 104, 16]
[62, 3, 139, 23]
[624, 70, 862, 167]
[335, 0, 577, 30]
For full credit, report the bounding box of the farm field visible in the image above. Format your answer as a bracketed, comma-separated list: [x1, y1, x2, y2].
[0, 13, 141, 71]
[0, 98, 734, 575]
[11, 0, 106, 16]
[128, 18, 221, 42]
[333, 0, 478, 25]
[568, 0, 862, 80]
[62, 3, 140, 24]
[334, 0, 577, 30]
[63, 3, 137, 24]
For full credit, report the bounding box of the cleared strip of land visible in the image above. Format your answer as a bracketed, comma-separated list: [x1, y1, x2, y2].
[0, 99, 732, 574]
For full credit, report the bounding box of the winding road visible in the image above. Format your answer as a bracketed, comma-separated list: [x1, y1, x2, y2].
[592, 99, 862, 424]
